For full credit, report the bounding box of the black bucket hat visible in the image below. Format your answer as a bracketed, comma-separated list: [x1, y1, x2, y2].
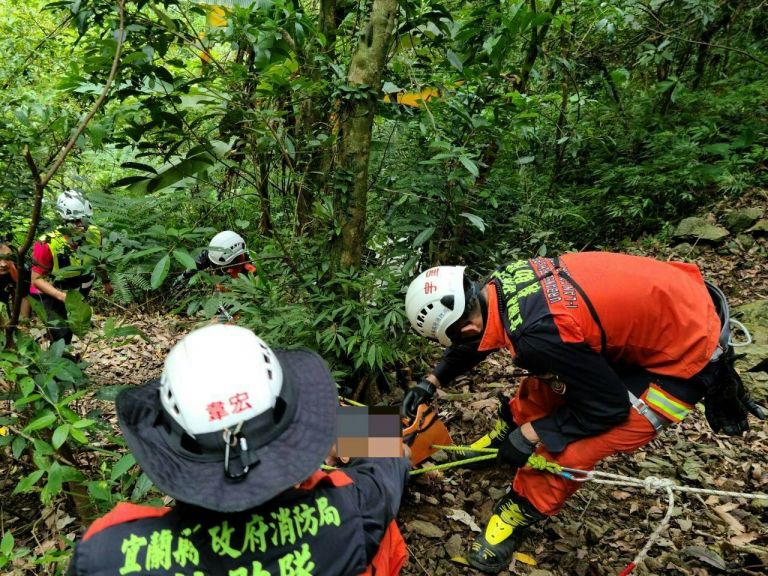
[117, 348, 338, 512]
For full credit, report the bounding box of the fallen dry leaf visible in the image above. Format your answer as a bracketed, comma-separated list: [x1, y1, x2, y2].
[713, 503, 746, 534]
[445, 508, 481, 532]
[729, 531, 759, 546]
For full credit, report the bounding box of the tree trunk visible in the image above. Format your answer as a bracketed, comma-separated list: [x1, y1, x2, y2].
[551, 79, 570, 184]
[294, 0, 339, 235]
[332, 0, 398, 270]
[257, 156, 273, 234]
[515, 0, 563, 93]
[692, 1, 736, 89]
[217, 46, 255, 202]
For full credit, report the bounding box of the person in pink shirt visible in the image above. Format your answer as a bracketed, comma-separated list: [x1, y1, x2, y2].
[31, 190, 112, 344]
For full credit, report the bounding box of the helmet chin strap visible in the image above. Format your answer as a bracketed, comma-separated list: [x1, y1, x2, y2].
[446, 281, 488, 346]
[476, 281, 488, 328]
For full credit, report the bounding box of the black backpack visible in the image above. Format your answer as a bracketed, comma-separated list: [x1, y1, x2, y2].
[703, 282, 767, 435]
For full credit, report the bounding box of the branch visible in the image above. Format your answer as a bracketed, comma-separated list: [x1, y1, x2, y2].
[18, 148, 44, 260]
[1, 14, 74, 90]
[645, 26, 768, 68]
[40, 0, 127, 188]
[7, 425, 77, 468]
[7, 1, 126, 345]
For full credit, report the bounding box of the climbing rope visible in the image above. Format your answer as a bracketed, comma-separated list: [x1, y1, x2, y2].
[729, 318, 753, 347]
[330, 395, 766, 574]
[559, 466, 767, 575]
[423, 444, 768, 575]
[338, 395, 366, 407]
[409, 453, 496, 475]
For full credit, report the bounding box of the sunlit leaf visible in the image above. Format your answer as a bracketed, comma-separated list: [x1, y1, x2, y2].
[150, 254, 171, 289]
[460, 212, 486, 232]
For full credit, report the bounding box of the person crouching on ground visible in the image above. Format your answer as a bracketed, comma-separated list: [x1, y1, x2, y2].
[30, 190, 112, 344]
[67, 324, 412, 575]
[402, 252, 765, 573]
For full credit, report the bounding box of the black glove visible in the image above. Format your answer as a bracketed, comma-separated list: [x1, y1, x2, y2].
[705, 358, 768, 436]
[401, 379, 436, 419]
[497, 427, 536, 468]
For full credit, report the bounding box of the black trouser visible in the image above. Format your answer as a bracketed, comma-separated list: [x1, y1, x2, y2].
[37, 294, 72, 344]
[36, 283, 92, 345]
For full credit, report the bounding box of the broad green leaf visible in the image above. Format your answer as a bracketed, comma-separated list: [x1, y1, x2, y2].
[33, 438, 54, 456]
[413, 227, 435, 248]
[44, 462, 63, 501]
[127, 153, 215, 194]
[151, 254, 171, 289]
[12, 436, 26, 459]
[19, 376, 35, 397]
[104, 323, 149, 342]
[65, 290, 92, 339]
[13, 469, 45, 494]
[28, 296, 47, 323]
[702, 143, 730, 156]
[23, 411, 56, 433]
[382, 81, 401, 93]
[131, 472, 154, 501]
[119, 246, 166, 261]
[69, 427, 88, 444]
[86, 480, 112, 504]
[284, 135, 295, 160]
[459, 156, 479, 178]
[460, 212, 486, 232]
[110, 453, 137, 481]
[121, 161, 158, 174]
[447, 50, 463, 72]
[52, 424, 70, 449]
[172, 249, 197, 270]
[72, 419, 96, 429]
[0, 531, 13, 556]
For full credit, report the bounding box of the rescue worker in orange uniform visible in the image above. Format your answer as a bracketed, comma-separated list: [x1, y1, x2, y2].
[67, 324, 412, 576]
[402, 252, 765, 573]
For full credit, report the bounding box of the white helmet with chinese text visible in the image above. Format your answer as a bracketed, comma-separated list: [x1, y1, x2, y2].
[405, 265, 467, 346]
[159, 324, 283, 436]
[117, 323, 340, 511]
[207, 230, 247, 266]
[55, 190, 93, 223]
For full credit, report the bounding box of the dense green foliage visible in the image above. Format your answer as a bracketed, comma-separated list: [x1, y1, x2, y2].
[1, 0, 767, 572]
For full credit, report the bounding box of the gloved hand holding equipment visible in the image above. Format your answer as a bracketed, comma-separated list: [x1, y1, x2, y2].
[402, 403, 452, 465]
[401, 379, 436, 418]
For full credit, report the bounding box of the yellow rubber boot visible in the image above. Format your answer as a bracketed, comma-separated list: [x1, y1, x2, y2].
[467, 491, 545, 573]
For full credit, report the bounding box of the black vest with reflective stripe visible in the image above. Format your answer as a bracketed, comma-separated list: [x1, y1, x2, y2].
[69, 482, 368, 576]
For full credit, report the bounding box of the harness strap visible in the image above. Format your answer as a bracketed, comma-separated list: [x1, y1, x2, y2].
[627, 390, 669, 432]
[704, 280, 730, 362]
[549, 257, 608, 354]
[525, 257, 608, 353]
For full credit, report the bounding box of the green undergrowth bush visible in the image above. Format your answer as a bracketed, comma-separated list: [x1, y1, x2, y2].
[0, 325, 155, 574]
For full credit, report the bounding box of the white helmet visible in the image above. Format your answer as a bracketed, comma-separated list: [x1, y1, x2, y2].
[55, 190, 93, 222]
[159, 324, 284, 436]
[405, 265, 467, 346]
[208, 230, 247, 266]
